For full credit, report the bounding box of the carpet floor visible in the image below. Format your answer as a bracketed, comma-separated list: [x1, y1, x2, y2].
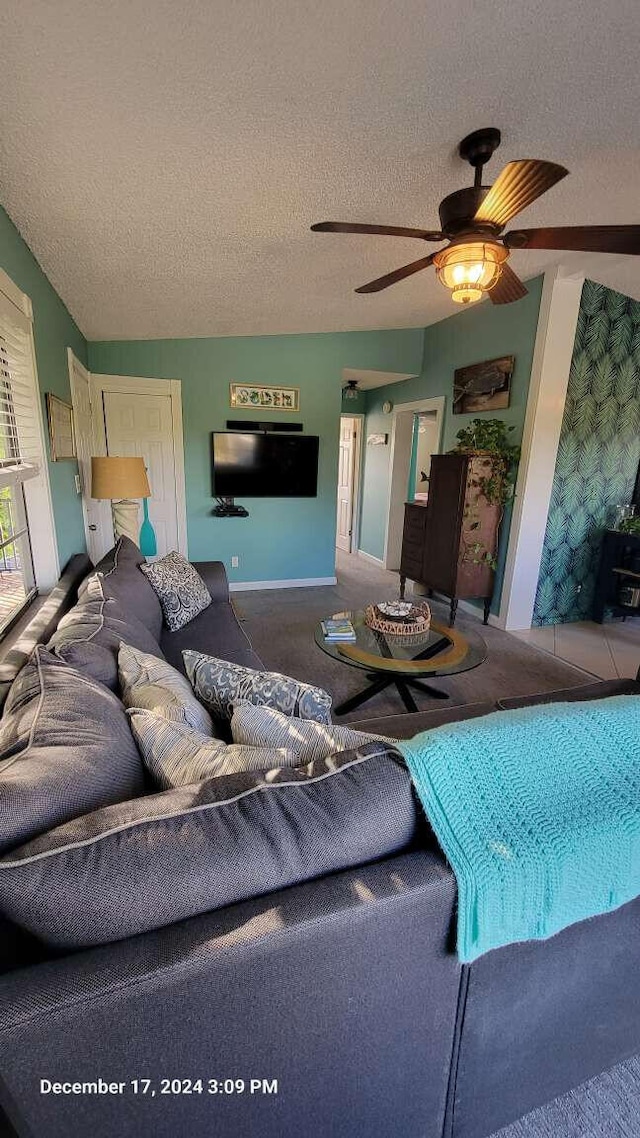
[493, 1053, 640, 1137]
[236, 551, 595, 724]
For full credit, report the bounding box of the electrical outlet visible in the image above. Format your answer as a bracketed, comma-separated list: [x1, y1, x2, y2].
[231, 556, 239, 568]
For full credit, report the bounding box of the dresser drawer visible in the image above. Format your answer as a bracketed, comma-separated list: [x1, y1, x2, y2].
[400, 550, 423, 578]
[404, 504, 428, 533]
[402, 534, 424, 562]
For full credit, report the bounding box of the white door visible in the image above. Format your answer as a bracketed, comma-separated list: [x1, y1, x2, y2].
[67, 351, 110, 563]
[102, 390, 180, 558]
[336, 416, 356, 553]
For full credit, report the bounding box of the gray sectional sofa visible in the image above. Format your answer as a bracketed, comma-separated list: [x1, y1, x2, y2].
[0, 541, 639, 1138]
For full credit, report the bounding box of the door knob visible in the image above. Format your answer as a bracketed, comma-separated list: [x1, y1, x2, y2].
[88, 524, 97, 531]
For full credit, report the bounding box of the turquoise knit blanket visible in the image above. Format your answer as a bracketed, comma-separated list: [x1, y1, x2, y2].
[398, 695, 640, 962]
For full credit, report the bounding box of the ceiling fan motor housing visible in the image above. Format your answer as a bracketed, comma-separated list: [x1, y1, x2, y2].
[438, 187, 497, 237]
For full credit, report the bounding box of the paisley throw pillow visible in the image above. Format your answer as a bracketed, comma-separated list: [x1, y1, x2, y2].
[183, 650, 332, 724]
[141, 551, 211, 632]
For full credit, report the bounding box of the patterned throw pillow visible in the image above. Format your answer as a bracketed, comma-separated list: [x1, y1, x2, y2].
[129, 709, 298, 789]
[141, 551, 212, 632]
[183, 650, 332, 724]
[118, 643, 214, 735]
[231, 703, 391, 761]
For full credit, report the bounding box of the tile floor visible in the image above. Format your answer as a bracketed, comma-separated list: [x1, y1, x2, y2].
[512, 618, 640, 681]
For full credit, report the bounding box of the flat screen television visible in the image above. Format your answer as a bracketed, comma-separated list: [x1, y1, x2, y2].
[212, 432, 319, 498]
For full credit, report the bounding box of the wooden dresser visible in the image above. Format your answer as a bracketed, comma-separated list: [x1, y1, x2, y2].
[399, 453, 501, 626]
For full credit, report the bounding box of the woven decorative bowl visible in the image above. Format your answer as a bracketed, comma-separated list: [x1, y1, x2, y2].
[364, 601, 431, 637]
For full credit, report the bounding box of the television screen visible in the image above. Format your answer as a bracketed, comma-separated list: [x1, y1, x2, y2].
[212, 432, 319, 498]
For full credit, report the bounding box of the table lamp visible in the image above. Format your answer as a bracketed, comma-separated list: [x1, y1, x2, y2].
[91, 456, 151, 545]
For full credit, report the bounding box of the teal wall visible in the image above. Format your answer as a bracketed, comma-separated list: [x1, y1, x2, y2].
[359, 276, 544, 612]
[0, 206, 87, 568]
[89, 328, 423, 583]
[533, 280, 640, 625]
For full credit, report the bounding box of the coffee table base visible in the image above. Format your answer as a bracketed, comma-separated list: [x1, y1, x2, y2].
[334, 673, 449, 716]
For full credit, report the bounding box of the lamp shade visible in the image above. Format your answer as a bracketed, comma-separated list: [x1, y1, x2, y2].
[91, 456, 151, 500]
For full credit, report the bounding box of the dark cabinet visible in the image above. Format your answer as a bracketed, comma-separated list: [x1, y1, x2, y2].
[399, 453, 501, 626]
[593, 529, 640, 622]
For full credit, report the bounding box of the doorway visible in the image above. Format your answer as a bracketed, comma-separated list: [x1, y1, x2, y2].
[408, 412, 439, 504]
[336, 414, 363, 554]
[67, 350, 112, 563]
[383, 397, 445, 571]
[89, 374, 188, 562]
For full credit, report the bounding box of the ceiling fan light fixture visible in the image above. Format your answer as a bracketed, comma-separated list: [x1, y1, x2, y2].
[433, 241, 507, 305]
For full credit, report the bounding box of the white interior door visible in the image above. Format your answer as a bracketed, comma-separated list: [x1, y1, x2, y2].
[67, 351, 110, 563]
[336, 416, 356, 553]
[102, 390, 180, 558]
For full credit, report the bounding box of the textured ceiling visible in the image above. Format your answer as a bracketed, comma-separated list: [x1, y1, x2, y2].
[1, 0, 639, 341]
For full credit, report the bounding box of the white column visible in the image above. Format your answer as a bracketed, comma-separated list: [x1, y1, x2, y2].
[497, 268, 584, 631]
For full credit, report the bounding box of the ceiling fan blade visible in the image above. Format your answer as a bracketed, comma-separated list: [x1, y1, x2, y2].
[474, 160, 568, 227]
[311, 221, 443, 241]
[355, 253, 437, 293]
[504, 225, 640, 255]
[489, 263, 528, 305]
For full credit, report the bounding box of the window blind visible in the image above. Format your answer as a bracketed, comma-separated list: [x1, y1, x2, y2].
[0, 289, 41, 489]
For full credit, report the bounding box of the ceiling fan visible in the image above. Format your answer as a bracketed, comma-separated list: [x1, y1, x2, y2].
[311, 127, 640, 307]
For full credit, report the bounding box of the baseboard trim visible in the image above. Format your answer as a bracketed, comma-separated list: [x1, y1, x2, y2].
[229, 576, 337, 592]
[357, 549, 385, 566]
[451, 597, 502, 629]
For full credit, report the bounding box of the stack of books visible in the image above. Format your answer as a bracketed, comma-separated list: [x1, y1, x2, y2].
[321, 617, 356, 642]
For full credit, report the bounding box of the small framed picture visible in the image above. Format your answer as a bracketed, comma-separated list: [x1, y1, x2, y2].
[46, 393, 76, 461]
[230, 383, 300, 411]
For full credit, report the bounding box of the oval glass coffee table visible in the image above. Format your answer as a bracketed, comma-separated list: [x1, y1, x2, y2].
[314, 610, 487, 716]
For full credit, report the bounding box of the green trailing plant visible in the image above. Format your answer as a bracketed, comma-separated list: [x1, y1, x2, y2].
[618, 515, 640, 535]
[449, 419, 521, 570]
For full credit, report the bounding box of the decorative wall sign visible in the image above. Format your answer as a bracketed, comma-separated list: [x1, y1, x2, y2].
[46, 393, 76, 460]
[367, 433, 388, 446]
[230, 383, 300, 411]
[453, 355, 514, 414]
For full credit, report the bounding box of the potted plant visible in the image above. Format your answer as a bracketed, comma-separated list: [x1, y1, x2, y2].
[449, 418, 521, 569]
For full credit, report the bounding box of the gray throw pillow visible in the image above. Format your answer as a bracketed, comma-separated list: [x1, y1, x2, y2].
[183, 650, 332, 724]
[95, 537, 164, 641]
[231, 702, 391, 761]
[0, 741, 416, 947]
[118, 642, 214, 734]
[48, 574, 164, 691]
[141, 551, 211, 632]
[0, 646, 144, 854]
[129, 708, 296, 789]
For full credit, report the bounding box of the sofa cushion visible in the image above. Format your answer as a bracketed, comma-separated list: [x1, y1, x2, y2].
[0, 646, 144, 854]
[93, 537, 163, 640]
[118, 643, 214, 734]
[184, 650, 332, 724]
[497, 679, 640, 710]
[94, 534, 145, 573]
[141, 551, 212, 632]
[0, 741, 416, 948]
[232, 702, 388, 760]
[348, 701, 499, 739]
[48, 574, 164, 691]
[129, 708, 296, 789]
[160, 601, 264, 674]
